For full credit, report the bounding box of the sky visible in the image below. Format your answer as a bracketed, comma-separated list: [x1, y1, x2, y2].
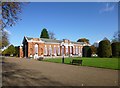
[7, 2, 118, 46]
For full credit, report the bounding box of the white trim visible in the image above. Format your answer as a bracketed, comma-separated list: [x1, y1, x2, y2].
[45, 42, 60, 44]
[60, 42, 74, 47]
[20, 46, 22, 48]
[44, 46, 47, 55]
[27, 40, 44, 43]
[58, 47, 60, 55]
[34, 44, 38, 54]
[25, 36, 44, 43]
[25, 36, 29, 41]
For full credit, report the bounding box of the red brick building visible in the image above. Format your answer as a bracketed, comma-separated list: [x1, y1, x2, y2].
[19, 36, 88, 58]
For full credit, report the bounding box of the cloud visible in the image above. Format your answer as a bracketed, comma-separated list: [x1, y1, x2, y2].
[99, 3, 115, 13]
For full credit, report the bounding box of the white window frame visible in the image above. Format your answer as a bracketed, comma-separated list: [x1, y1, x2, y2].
[76, 46, 78, 54]
[49, 45, 52, 55]
[44, 45, 47, 55]
[54, 46, 56, 55]
[58, 46, 60, 55]
[73, 46, 75, 54]
[34, 44, 38, 54]
[70, 46, 72, 54]
[66, 46, 68, 54]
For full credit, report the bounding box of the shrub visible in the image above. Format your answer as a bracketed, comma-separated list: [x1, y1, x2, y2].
[2, 44, 16, 56]
[82, 46, 92, 57]
[98, 40, 112, 58]
[111, 42, 120, 57]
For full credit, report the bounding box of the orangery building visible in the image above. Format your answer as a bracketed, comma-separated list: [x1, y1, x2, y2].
[19, 36, 89, 58]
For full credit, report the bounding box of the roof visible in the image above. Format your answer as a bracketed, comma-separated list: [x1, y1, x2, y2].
[40, 38, 62, 43]
[25, 36, 85, 45]
[71, 41, 84, 45]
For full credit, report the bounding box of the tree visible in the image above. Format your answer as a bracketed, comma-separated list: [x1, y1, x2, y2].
[2, 44, 16, 56]
[98, 40, 112, 58]
[82, 46, 92, 57]
[2, 49, 8, 56]
[49, 31, 56, 39]
[1, 2, 23, 30]
[112, 31, 120, 42]
[90, 45, 97, 54]
[111, 42, 120, 57]
[77, 38, 89, 44]
[40, 28, 49, 39]
[6, 44, 16, 55]
[0, 30, 9, 48]
[1, 2, 25, 49]
[15, 46, 19, 56]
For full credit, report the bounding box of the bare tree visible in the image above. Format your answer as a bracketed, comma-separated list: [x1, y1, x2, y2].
[0, 30, 9, 48]
[49, 31, 56, 39]
[0, 2, 26, 48]
[112, 31, 120, 42]
[1, 2, 23, 30]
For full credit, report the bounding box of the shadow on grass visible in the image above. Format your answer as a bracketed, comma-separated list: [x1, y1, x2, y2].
[2, 61, 63, 86]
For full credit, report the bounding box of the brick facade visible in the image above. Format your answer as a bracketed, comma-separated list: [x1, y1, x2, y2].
[19, 36, 85, 58]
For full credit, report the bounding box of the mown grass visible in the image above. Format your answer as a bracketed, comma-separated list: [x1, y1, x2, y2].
[43, 57, 119, 70]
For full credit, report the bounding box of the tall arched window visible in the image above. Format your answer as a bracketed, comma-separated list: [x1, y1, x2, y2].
[66, 46, 68, 54]
[70, 46, 72, 54]
[34, 44, 38, 54]
[58, 46, 60, 55]
[73, 46, 75, 55]
[79, 47, 81, 54]
[54, 46, 56, 55]
[76, 46, 78, 54]
[44, 45, 47, 55]
[49, 45, 52, 55]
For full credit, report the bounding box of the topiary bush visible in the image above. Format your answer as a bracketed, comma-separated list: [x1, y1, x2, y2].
[82, 46, 92, 57]
[98, 40, 112, 58]
[111, 42, 120, 57]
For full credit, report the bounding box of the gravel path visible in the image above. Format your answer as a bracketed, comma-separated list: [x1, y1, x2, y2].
[2, 57, 118, 86]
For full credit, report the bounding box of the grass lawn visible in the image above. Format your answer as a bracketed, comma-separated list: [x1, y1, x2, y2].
[43, 57, 119, 70]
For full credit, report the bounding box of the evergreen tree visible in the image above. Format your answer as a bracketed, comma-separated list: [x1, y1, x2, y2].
[82, 46, 92, 57]
[111, 42, 120, 57]
[98, 40, 112, 58]
[40, 28, 49, 39]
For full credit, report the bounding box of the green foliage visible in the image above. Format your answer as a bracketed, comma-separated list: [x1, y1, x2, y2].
[7, 45, 16, 55]
[77, 38, 89, 44]
[2, 49, 8, 55]
[82, 46, 92, 57]
[111, 42, 120, 57]
[98, 40, 112, 58]
[40, 28, 49, 39]
[2, 44, 16, 56]
[90, 45, 97, 54]
[15, 46, 19, 56]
